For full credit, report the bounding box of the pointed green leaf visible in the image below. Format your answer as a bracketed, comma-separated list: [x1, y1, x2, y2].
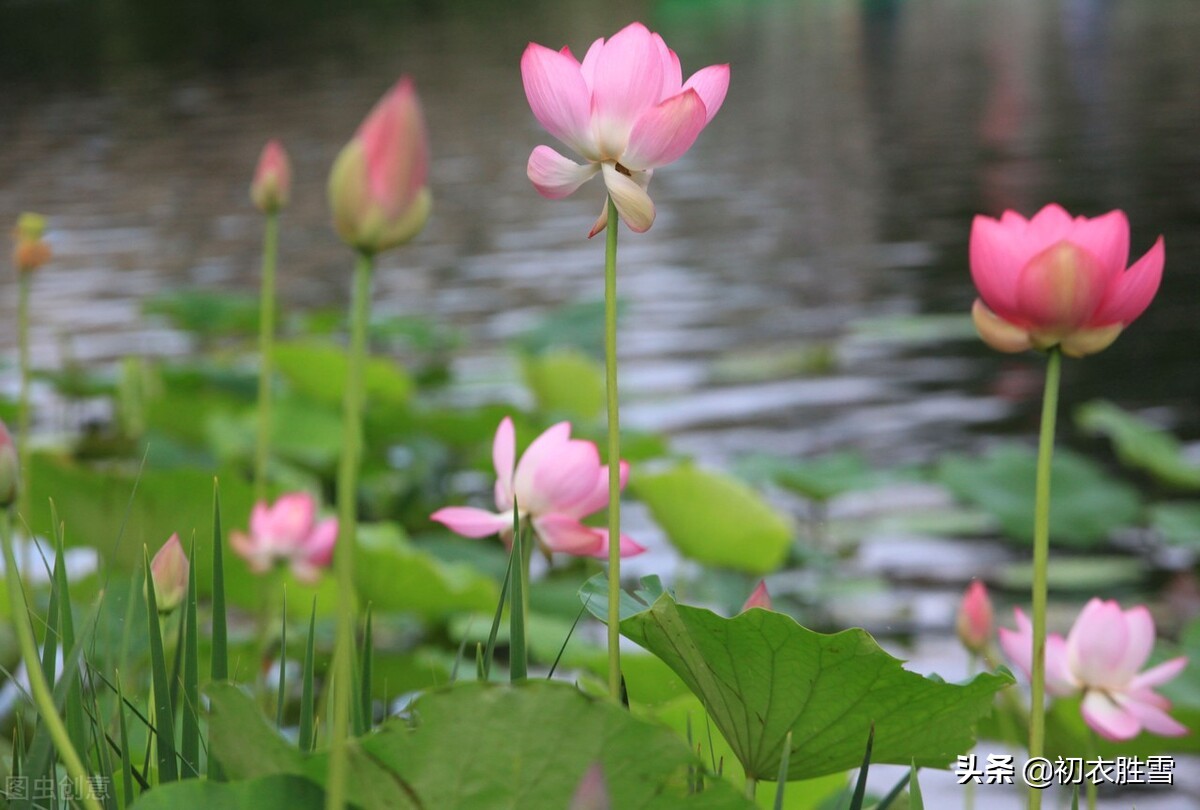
[619, 594, 1012, 780]
[299, 599, 317, 753]
[211, 479, 228, 682]
[632, 464, 792, 573]
[908, 763, 924, 810]
[181, 535, 201, 778]
[143, 549, 178, 782]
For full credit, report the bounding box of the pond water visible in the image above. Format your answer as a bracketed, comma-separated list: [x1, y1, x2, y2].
[1, 1, 1199, 802]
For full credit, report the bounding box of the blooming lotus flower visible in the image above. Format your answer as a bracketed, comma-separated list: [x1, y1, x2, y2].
[956, 580, 993, 654]
[430, 417, 645, 559]
[999, 599, 1188, 740]
[522, 22, 729, 236]
[740, 580, 772, 612]
[148, 534, 189, 614]
[231, 492, 338, 584]
[969, 204, 1164, 357]
[329, 77, 431, 255]
[251, 139, 292, 214]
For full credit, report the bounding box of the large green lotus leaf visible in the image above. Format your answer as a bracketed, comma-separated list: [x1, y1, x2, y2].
[354, 524, 498, 617]
[362, 680, 755, 809]
[937, 445, 1141, 546]
[1077, 400, 1200, 490]
[206, 683, 420, 810]
[207, 680, 754, 810]
[274, 341, 412, 408]
[620, 594, 1012, 781]
[736, 452, 884, 502]
[128, 774, 325, 810]
[205, 397, 344, 472]
[633, 464, 792, 573]
[1149, 502, 1200, 547]
[520, 347, 604, 421]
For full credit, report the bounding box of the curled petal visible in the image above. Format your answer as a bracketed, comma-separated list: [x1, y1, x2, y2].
[1059, 324, 1122, 358]
[1091, 236, 1164, 326]
[601, 163, 655, 233]
[998, 608, 1034, 678]
[567, 461, 630, 520]
[527, 146, 600, 199]
[622, 89, 708, 171]
[230, 530, 272, 574]
[651, 32, 683, 98]
[1015, 243, 1109, 333]
[588, 528, 646, 559]
[1068, 599, 1130, 689]
[1129, 657, 1188, 691]
[493, 416, 516, 508]
[1023, 204, 1074, 258]
[430, 506, 511, 538]
[578, 37, 604, 92]
[264, 492, 317, 543]
[512, 422, 573, 508]
[531, 440, 603, 514]
[304, 518, 338, 569]
[534, 514, 605, 556]
[972, 299, 1033, 354]
[1109, 605, 1156, 683]
[1121, 690, 1189, 737]
[1082, 690, 1142, 741]
[521, 43, 595, 158]
[682, 64, 731, 125]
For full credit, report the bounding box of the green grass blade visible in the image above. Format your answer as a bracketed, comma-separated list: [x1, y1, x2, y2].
[508, 507, 527, 682]
[276, 587, 288, 730]
[847, 723, 875, 810]
[773, 730, 792, 810]
[40, 543, 61, 689]
[483, 530, 516, 682]
[1071, 784, 1080, 810]
[211, 479, 228, 682]
[475, 643, 485, 682]
[51, 506, 90, 762]
[180, 535, 201, 778]
[874, 769, 912, 810]
[547, 600, 588, 680]
[359, 604, 373, 732]
[449, 620, 473, 683]
[907, 762, 924, 810]
[298, 598, 316, 753]
[86, 668, 116, 809]
[116, 673, 136, 807]
[143, 547, 178, 782]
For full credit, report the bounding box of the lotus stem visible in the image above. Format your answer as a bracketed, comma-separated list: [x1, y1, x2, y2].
[254, 210, 280, 502]
[603, 195, 622, 702]
[1028, 347, 1061, 810]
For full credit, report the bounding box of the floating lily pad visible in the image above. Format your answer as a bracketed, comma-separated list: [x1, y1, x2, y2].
[995, 556, 1146, 591]
[274, 341, 412, 409]
[520, 348, 605, 421]
[737, 452, 885, 502]
[618, 593, 1012, 781]
[633, 464, 793, 573]
[1077, 400, 1200, 490]
[937, 445, 1142, 547]
[1149, 502, 1200, 548]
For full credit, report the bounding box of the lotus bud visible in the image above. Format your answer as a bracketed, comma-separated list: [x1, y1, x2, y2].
[740, 580, 772, 613]
[956, 580, 993, 654]
[12, 212, 51, 274]
[328, 77, 431, 255]
[148, 534, 189, 614]
[0, 420, 18, 509]
[569, 763, 610, 810]
[251, 140, 292, 214]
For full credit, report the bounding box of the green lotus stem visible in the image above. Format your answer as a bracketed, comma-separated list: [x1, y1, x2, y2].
[0, 511, 102, 810]
[326, 250, 371, 810]
[253, 210, 280, 502]
[1028, 347, 1061, 810]
[17, 273, 31, 529]
[745, 774, 757, 800]
[603, 195, 622, 702]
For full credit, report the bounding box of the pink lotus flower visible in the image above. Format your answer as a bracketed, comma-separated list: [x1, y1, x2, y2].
[521, 22, 729, 236]
[430, 417, 645, 559]
[328, 77, 431, 255]
[956, 580, 993, 654]
[231, 492, 338, 584]
[740, 580, 772, 612]
[999, 599, 1188, 740]
[969, 204, 1164, 357]
[149, 533, 189, 614]
[251, 139, 292, 214]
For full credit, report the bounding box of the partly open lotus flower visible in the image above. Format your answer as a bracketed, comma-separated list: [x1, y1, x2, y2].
[956, 580, 993, 654]
[251, 139, 292, 214]
[999, 599, 1188, 740]
[522, 22, 729, 236]
[431, 417, 644, 559]
[149, 533, 189, 614]
[231, 492, 338, 584]
[969, 204, 1164, 357]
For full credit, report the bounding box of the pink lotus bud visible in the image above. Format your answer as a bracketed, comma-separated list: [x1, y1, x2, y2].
[251, 140, 292, 214]
[328, 77, 431, 255]
[0, 420, 18, 508]
[569, 763, 610, 810]
[148, 534, 189, 614]
[12, 212, 51, 274]
[956, 580, 993, 654]
[969, 204, 1163, 357]
[740, 580, 772, 612]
